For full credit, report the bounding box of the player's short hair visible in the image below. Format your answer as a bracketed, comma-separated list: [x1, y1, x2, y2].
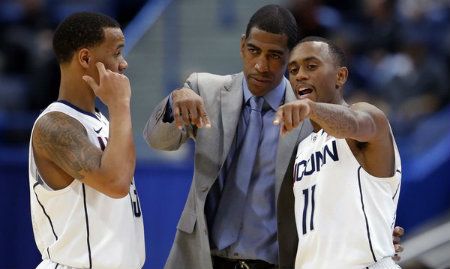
[298, 36, 347, 67]
[245, 4, 298, 51]
[53, 12, 120, 64]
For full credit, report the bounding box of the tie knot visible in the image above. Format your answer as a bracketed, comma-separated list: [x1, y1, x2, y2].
[249, 96, 264, 112]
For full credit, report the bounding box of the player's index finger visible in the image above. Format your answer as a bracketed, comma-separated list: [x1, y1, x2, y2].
[96, 62, 107, 75]
[273, 107, 284, 125]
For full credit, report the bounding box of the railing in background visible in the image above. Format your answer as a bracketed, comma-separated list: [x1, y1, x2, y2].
[124, 0, 175, 56]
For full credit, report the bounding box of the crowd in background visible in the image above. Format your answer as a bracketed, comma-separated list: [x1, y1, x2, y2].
[289, 0, 450, 138]
[0, 0, 449, 145]
[0, 0, 146, 145]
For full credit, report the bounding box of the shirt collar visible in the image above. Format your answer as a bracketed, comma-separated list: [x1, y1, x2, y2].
[242, 77, 286, 111]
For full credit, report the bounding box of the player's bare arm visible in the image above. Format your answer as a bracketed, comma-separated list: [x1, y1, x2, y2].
[35, 61, 137, 199]
[33, 110, 134, 198]
[313, 101, 395, 177]
[33, 112, 101, 186]
[308, 101, 389, 142]
[275, 100, 394, 177]
[172, 87, 211, 129]
[274, 99, 386, 140]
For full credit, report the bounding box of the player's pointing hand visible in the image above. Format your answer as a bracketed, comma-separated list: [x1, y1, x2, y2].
[274, 99, 311, 136]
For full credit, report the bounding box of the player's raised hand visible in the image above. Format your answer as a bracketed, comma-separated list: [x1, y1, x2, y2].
[274, 99, 311, 136]
[82, 62, 131, 108]
[172, 87, 211, 130]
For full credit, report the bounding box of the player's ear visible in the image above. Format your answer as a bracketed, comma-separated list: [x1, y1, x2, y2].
[78, 48, 91, 69]
[335, 66, 348, 90]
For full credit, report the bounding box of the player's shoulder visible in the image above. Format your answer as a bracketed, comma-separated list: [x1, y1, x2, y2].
[34, 111, 86, 140]
[350, 101, 385, 116]
[351, 101, 390, 125]
[350, 102, 394, 147]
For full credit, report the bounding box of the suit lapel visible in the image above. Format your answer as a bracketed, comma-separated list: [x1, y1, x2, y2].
[220, 73, 244, 164]
[275, 79, 312, 201]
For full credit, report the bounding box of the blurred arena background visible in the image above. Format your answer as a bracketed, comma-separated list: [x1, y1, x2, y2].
[0, 0, 449, 268]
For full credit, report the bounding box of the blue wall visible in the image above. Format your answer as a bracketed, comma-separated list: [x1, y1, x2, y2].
[1, 142, 449, 268]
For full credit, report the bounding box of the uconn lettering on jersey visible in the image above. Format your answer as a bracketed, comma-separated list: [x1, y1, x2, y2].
[294, 140, 339, 182]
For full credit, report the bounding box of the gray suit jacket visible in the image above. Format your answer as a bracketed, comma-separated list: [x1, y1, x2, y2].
[143, 72, 313, 269]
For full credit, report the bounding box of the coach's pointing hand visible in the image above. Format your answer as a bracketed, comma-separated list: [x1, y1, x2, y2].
[172, 87, 211, 129]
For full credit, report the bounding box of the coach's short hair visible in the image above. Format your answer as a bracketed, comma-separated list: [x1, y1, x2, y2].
[298, 36, 347, 67]
[245, 4, 298, 51]
[53, 12, 120, 64]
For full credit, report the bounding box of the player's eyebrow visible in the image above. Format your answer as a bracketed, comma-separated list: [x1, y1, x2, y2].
[288, 56, 319, 66]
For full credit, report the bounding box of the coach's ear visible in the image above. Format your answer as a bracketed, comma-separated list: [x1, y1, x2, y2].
[78, 48, 91, 69]
[240, 34, 246, 59]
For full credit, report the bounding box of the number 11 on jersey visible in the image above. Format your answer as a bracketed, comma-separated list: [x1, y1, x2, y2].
[302, 184, 316, 235]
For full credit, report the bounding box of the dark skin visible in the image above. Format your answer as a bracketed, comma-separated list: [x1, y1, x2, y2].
[169, 26, 289, 129]
[166, 30, 404, 259]
[274, 40, 404, 259]
[32, 27, 135, 198]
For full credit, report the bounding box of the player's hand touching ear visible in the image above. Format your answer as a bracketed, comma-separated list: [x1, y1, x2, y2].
[82, 62, 131, 108]
[172, 87, 211, 130]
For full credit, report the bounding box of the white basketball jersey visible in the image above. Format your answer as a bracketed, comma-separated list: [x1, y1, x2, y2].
[29, 101, 145, 269]
[293, 129, 401, 269]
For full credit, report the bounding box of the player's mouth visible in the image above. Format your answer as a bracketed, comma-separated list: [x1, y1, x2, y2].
[296, 85, 314, 99]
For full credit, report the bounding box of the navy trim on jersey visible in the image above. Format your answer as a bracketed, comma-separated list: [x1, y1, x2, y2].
[357, 166, 377, 263]
[82, 184, 92, 269]
[57, 100, 100, 121]
[55, 263, 59, 269]
[310, 184, 316, 231]
[392, 182, 401, 200]
[302, 188, 309, 235]
[33, 182, 58, 241]
[392, 170, 401, 200]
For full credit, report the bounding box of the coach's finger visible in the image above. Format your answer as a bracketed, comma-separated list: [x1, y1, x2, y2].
[197, 103, 211, 128]
[173, 105, 183, 130]
[186, 104, 200, 127]
[180, 106, 190, 125]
